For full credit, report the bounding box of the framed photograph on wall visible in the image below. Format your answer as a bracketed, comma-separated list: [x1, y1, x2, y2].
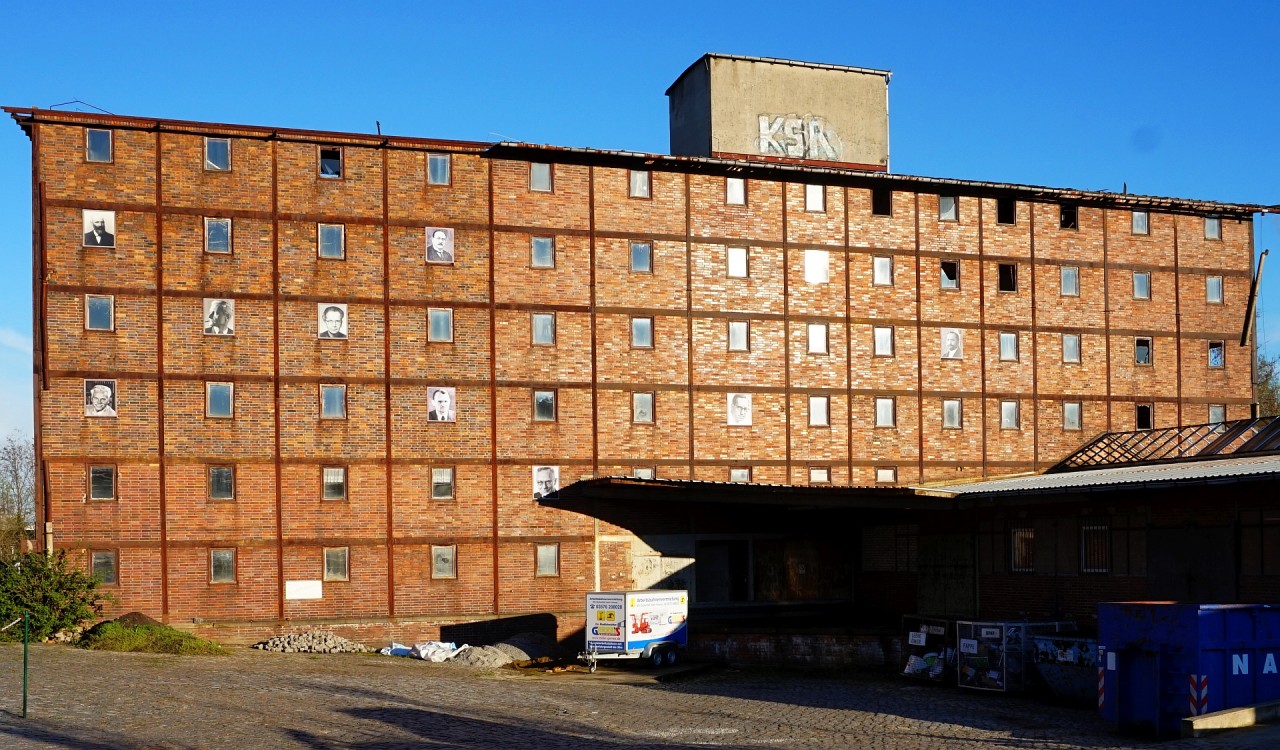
[941, 328, 964, 360]
[82, 210, 116, 247]
[85, 379, 118, 418]
[203, 298, 235, 335]
[425, 227, 455, 264]
[427, 386, 456, 422]
[727, 392, 752, 426]
[533, 465, 559, 500]
[318, 303, 348, 339]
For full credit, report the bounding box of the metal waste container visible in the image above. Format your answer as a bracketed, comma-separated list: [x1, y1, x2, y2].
[900, 616, 955, 683]
[956, 620, 1076, 692]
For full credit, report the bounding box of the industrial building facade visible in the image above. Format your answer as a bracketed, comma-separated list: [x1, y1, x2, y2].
[6, 57, 1264, 638]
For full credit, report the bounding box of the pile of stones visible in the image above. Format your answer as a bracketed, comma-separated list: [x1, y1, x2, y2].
[252, 630, 370, 654]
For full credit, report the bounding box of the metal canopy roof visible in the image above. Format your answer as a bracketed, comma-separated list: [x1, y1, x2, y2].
[1049, 416, 1280, 472]
[545, 476, 951, 512]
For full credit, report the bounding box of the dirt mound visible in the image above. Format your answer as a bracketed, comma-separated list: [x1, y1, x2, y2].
[114, 612, 163, 628]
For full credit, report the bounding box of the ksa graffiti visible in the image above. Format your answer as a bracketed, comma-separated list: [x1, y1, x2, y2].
[757, 114, 842, 160]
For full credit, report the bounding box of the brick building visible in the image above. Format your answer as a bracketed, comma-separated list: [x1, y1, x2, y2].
[6, 55, 1268, 642]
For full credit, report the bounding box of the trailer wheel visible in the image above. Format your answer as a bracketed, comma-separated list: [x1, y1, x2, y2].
[588, 660, 598, 674]
[664, 648, 678, 667]
[648, 649, 665, 668]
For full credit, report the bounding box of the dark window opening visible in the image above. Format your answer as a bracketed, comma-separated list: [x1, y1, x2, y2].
[996, 198, 1016, 225]
[871, 188, 892, 216]
[1136, 404, 1154, 430]
[998, 263, 1017, 292]
[940, 261, 960, 289]
[1059, 204, 1078, 230]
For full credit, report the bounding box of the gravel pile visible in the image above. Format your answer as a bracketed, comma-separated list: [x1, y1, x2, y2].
[252, 631, 370, 654]
[447, 632, 555, 669]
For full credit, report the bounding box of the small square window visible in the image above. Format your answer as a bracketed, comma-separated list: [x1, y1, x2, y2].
[209, 466, 234, 500]
[1135, 337, 1152, 366]
[318, 147, 343, 179]
[318, 223, 345, 259]
[630, 241, 653, 273]
[875, 397, 896, 428]
[872, 256, 893, 286]
[427, 153, 451, 185]
[1011, 528, 1034, 573]
[1135, 403, 1154, 430]
[536, 543, 560, 576]
[633, 467, 656, 479]
[211, 548, 236, 583]
[1208, 404, 1227, 424]
[999, 332, 1018, 362]
[91, 550, 117, 584]
[533, 390, 557, 421]
[805, 184, 825, 212]
[808, 395, 830, 427]
[531, 236, 555, 268]
[804, 249, 829, 284]
[727, 320, 749, 352]
[428, 308, 453, 343]
[632, 392, 654, 424]
[809, 466, 831, 484]
[323, 547, 349, 581]
[320, 384, 347, 419]
[875, 467, 897, 484]
[1133, 272, 1151, 300]
[1205, 216, 1221, 240]
[729, 467, 751, 483]
[85, 294, 114, 331]
[942, 399, 962, 429]
[1206, 276, 1224, 304]
[873, 326, 894, 357]
[726, 247, 749, 278]
[1060, 266, 1079, 297]
[1059, 204, 1078, 230]
[940, 261, 960, 290]
[1208, 340, 1225, 369]
[206, 382, 234, 418]
[871, 188, 892, 216]
[86, 129, 112, 163]
[205, 137, 230, 171]
[431, 466, 455, 499]
[998, 263, 1017, 293]
[1001, 400, 1020, 429]
[1131, 210, 1149, 235]
[531, 313, 556, 346]
[629, 170, 651, 198]
[1063, 401, 1082, 431]
[1062, 333, 1082, 363]
[322, 467, 347, 500]
[89, 465, 116, 500]
[205, 218, 232, 254]
[996, 197, 1016, 225]
[530, 163, 552, 192]
[725, 177, 746, 205]
[938, 196, 958, 221]
[432, 545, 457, 578]
[631, 317, 654, 348]
[807, 323, 828, 355]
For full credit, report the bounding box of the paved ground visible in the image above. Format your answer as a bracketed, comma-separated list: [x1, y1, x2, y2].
[2, 644, 1280, 749]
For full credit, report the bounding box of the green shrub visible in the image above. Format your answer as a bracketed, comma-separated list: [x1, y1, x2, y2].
[0, 551, 111, 642]
[79, 621, 227, 655]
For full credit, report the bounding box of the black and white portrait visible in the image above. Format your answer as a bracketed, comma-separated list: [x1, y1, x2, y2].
[941, 328, 964, 360]
[85, 379, 117, 418]
[82, 210, 116, 248]
[533, 465, 560, 500]
[428, 386, 456, 422]
[425, 227, 455, 264]
[318, 303, 348, 339]
[203, 298, 235, 335]
[727, 392, 752, 426]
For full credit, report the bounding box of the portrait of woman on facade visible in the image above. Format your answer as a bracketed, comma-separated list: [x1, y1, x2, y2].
[85, 379, 118, 417]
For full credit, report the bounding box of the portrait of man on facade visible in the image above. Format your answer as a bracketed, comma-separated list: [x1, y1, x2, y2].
[82, 210, 116, 248]
[85, 379, 118, 418]
[203, 298, 235, 335]
[941, 328, 964, 360]
[427, 386, 456, 422]
[533, 465, 559, 500]
[425, 227, 455, 264]
[318, 303, 348, 339]
[727, 392, 752, 426]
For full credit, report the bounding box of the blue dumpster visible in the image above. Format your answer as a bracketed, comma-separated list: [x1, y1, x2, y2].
[1098, 602, 1280, 738]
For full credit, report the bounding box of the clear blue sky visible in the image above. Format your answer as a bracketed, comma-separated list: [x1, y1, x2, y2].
[1, 0, 1277, 440]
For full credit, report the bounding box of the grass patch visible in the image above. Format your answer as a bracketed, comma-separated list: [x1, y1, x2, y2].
[78, 621, 228, 656]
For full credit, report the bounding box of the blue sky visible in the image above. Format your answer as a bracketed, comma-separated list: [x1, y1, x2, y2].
[1, 0, 1277, 439]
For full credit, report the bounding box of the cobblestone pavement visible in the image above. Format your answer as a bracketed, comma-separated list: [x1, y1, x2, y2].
[2, 644, 1279, 749]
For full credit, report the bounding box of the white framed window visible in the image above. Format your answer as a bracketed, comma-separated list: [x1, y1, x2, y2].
[942, 399, 962, 429]
[1060, 266, 1079, 297]
[808, 466, 831, 484]
[729, 467, 751, 483]
[208, 466, 234, 500]
[206, 382, 234, 418]
[725, 177, 746, 205]
[938, 195, 958, 221]
[531, 313, 555, 346]
[1208, 404, 1227, 424]
[633, 467, 656, 479]
[205, 217, 232, 254]
[322, 466, 347, 500]
[873, 326, 894, 357]
[1206, 276, 1224, 304]
[632, 392, 655, 424]
[1133, 271, 1151, 300]
[427, 153, 451, 185]
[1062, 333, 1082, 363]
[530, 162, 552, 192]
[432, 545, 457, 579]
[940, 260, 960, 290]
[204, 137, 231, 171]
[1135, 337, 1153, 366]
[1208, 340, 1225, 369]
[318, 223, 345, 259]
[428, 308, 453, 343]
[630, 241, 653, 273]
[629, 170, 651, 198]
[999, 332, 1018, 362]
[804, 249, 829, 284]
[536, 543, 560, 576]
[1001, 400, 1020, 429]
[531, 236, 555, 268]
[874, 397, 896, 428]
[86, 129, 112, 163]
[805, 184, 825, 212]
[727, 246, 749, 278]
[90, 550, 117, 584]
[631, 317, 654, 348]
[431, 467, 455, 500]
[1131, 210, 1149, 235]
[727, 320, 749, 351]
[1205, 216, 1221, 240]
[809, 395, 830, 427]
[533, 390, 557, 421]
[872, 256, 893, 286]
[89, 465, 116, 500]
[1011, 528, 1034, 573]
[323, 547, 349, 581]
[1063, 401, 1082, 431]
[210, 548, 236, 583]
[85, 294, 114, 331]
[320, 384, 347, 419]
[807, 323, 828, 354]
[318, 147, 343, 179]
[875, 467, 897, 484]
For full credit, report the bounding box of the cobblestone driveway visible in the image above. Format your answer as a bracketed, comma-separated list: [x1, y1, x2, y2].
[2, 644, 1278, 749]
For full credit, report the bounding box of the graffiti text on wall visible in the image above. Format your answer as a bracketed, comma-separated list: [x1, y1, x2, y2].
[757, 115, 842, 161]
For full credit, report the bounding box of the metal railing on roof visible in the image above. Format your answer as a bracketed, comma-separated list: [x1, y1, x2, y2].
[1049, 416, 1280, 472]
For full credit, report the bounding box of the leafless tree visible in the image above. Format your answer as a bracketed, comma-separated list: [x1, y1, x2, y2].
[0, 432, 35, 560]
[1260, 354, 1280, 418]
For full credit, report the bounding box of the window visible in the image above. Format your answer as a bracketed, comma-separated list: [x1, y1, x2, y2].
[205, 137, 230, 171]
[726, 246, 749, 278]
[875, 397, 896, 428]
[91, 550, 117, 584]
[1208, 340, 1225, 368]
[942, 399, 962, 429]
[873, 326, 894, 357]
[320, 384, 346, 419]
[727, 320, 749, 351]
[1062, 333, 1082, 363]
[206, 382, 234, 418]
[1206, 276, 1224, 304]
[1133, 271, 1151, 300]
[1011, 528, 1034, 573]
[530, 162, 552, 192]
[804, 249, 829, 283]
[1063, 401, 1082, 431]
[432, 545, 457, 578]
[996, 197, 1016, 225]
[431, 467, 454, 499]
[318, 147, 343, 178]
[1131, 210, 1149, 235]
[85, 294, 114, 331]
[1060, 266, 1079, 297]
[208, 466, 234, 500]
[323, 547, 349, 581]
[205, 217, 231, 254]
[940, 261, 960, 290]
[632, 392, 654, 424]
[533, 390, 556, 421]
[1209, 404, 1227, 424]
[1134, 337, 1152, 366]
[536, 543, 560, 576]
[805, 184, 825, 212]
[999, 332, 1019, 361]
[631, 317, 654, 348]
[1001, 400, 1020, 429]
[872, 256, 893, 286]
[322, 467, 347, 500]
[630, 241, 652, 273]
[89, 465, 116, 500]
[809, 395, 830, 427]
[1135, 403, 1154, 430]
[633, 467, 656, 479]
[86, 129, 112, 163]
[1080, 521, 1109, 574]
[997, 263, 1017, 292]
[1205, 216, 1221, 240]
[809, 466, 831, 484]
[629, 170, 651, 198]
[210, 549, 236, 583]
[875, 467, 897, 484]
[428, 308, 453, 343]
[318, 223, 345, 259]
[871, 188, 892, 216]
[1059, 204, 1078, 230]
[729, 467, 751, 483]
[725, 177, 746, 205]
[807, 323, 828, 354]
[531, 313, 555, 346]
[427, 153, 451, 185]
[938, 196, 958, 221]
[531, 236, 555, 268]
